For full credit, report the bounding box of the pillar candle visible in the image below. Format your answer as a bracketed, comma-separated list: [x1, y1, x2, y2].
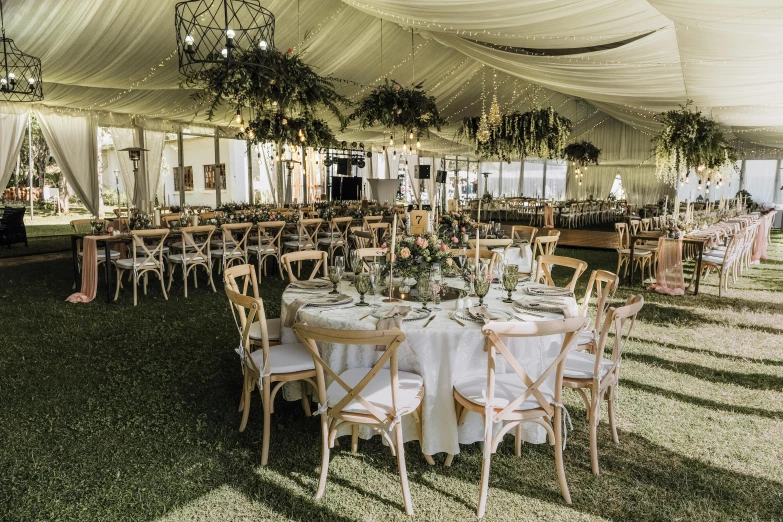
[475, 229, 480, 275]
[153, 208, 161, 227]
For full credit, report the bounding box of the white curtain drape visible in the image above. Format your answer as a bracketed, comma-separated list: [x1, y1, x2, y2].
[0, 105, 30, 192]
[144, 130, 165, 204]
[36, 108, 100, 216]
[621, 166, 673, 207]
[566, 165, 619, 200]
[110, 128, 136, 205]
[109, 128, 165, 207]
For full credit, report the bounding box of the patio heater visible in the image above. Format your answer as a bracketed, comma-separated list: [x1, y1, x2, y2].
[119, 147, 148, 212]
[114, 169, 121, 207]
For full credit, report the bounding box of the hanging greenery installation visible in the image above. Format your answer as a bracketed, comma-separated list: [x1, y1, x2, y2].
[347, 79, 447, 138]
[654, 102, 738, 185]
[458, 107, 572, 161]
[237, 113, 336, 148]
[564, 141, 601, 166]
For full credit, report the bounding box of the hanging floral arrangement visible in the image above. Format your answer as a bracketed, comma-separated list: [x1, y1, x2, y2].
[654, 102, 738, 185]
[347, 79, 447, 138]
[458, 107, 572, 161]
[186, 47, 349, 125]
[564, 141, 601, 166]
[237, 113, 336, 148]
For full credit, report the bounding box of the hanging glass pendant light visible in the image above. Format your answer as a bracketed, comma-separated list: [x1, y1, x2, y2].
[488, 93, 501, 129]
[175, 0, 275, 77]
[0, 0, 43, 102]
[476, 112, 491, 144]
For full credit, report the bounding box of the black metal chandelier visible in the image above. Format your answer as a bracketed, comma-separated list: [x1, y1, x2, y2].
[175, 0, 275, 76]
[0, 0, 43, 102]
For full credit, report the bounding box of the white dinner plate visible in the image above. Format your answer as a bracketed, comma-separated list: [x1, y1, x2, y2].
[456, 307, 512, 323]
[523, 285, 573, 297]
[304, 295, 354, 307]
[371, 307, 430, 322]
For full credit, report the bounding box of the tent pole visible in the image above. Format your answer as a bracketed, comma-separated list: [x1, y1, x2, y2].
[177, 130, 185, 207]
[542, 160, 548, 199]
[247, 141, 254, 204]
[214, 129, 222, 207]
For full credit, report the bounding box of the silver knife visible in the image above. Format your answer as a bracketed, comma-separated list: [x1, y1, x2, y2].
[423, 315, 435, 328]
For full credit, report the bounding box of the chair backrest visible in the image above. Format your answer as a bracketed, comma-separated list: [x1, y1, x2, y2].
[224, 285, 269, 376]
[292, 323, 408, 426]
[355, 247, 389, 270]
[511, 225, 537, 244]
[179, 225, 215, 261]
[220, 222, 252, 257]
[464, 249, 499, 274]
[593, 295, 644, 381]
[468, 238, 513, 257]
[281, 250, 328, 282]
[629, 219, 640, 235]
[614, 222, 629, 250]
[257, 220, 286, 253]
[362, 215, 383, 230]
[130, 229, 169, 268]
[297, 218, 323, 249]
[580, 269, 619, 332]
[223, 263, 260, 299]
[533, 233, 559, 258]
[70, 219, 94, 234]
[162, 213, 180, 227]
[480, 317, 587, 422]
[198, 211, 217, 224]
[367, 222, 391, 248]
[534, 254, 587, 291]
[328, 217, 353, 245]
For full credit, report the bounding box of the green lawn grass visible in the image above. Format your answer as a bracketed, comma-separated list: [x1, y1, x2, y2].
[1, 235, 781, 521]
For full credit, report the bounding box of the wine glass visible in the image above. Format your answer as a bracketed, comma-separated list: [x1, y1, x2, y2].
[417, 273, 432, 312]
[502, 264, 519, 303]
[474, 270, 491, 307]
[334, 255, 345, 288]
[376, 270, 389, 303]
[458, 247, 467, 269]
[327, 266, 341, 295]
[495, 222, 503, 238]
[350, 250, 363, 275]
[354, 273, 371, 307]
[368, 263, 378, 306]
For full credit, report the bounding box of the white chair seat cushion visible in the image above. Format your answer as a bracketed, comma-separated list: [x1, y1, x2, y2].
[283, 241, 315, 249]
[247, 245, 278, 255]
[210, 240, 236, 249]
[249, 342, 315, 375]
[576, 329, 596, 346]
[454, 373, 553, 410]
[116, 258, 160, 269]
[326, 368, 424, 415]
[249, 318, 281, 342]
[318, 238, 345, 246]
[133, 246, 169, 254]
[563, 351, 613, 379]
[211, 248, 244, 257]
[168, 253, 207, 263]
[619, 248, 651, 256]
[702, 256, 725, 264]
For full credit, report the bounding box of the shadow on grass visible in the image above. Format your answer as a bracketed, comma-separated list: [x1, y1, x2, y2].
[636, 338, 783, 367]
[623, 352, 783, 390]
[622, 380, 783, 420]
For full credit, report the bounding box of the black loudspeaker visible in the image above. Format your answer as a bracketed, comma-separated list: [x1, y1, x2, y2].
[407, 204, 432, 211]
[414, 164, 431, 179]
[435, 170, 447, 183]
[336, 157, 350, 175]
[331, 176, 363, 200]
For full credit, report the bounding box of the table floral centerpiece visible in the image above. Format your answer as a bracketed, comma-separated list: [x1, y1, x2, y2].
[129, 209, 152, 230]
[389, 231, 453, 282]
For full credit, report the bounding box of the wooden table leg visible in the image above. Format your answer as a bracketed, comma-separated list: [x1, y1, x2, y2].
[628, 239, 635, 286]
[694, 242, 703, 296]
[104, 241, 113, 303]
[72, 236, 81, 291]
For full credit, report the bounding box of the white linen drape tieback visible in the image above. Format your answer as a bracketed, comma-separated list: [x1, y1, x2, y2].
[314, 400, 329, 417]
[257, 366, 272, 391]
[386, 410, 403, 432]
[481, 390, 502, 423]
[552, 401, 573, 450]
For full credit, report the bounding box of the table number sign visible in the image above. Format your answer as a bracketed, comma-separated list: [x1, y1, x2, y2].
[409, 209, 430, 236]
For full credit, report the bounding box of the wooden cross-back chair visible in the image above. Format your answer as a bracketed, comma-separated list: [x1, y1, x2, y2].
[212, 222, 252, 273]
[534, 254, 587, 292]
[224, 263, 281, 345]
[248, 220, 285, 279]
[283, 218, 322, 254]
[449, 317, 588, 516]
[161, 213, 180, 228]
[292, 323, 429, 516]
[351, 229, 374, 250]
[614, 222, 653, 282]
[460, 249, 500, 275]
[468, 238, 513, 262]
[563, 295, 644, 476]
[70, 219, 120, 267]
[114, 229, 169, 306]
[367, 222, 391, 248]
[318, 216, 352, 259]
[533, 232, 560, 258]
[362, 215, 383, 230]
[167, 225, 216, 297]
[354, 247, 388, 271]
[511, 225, 537, 244]
[578, 269, 619, 352]
[281, 250, 328, 282]
[224, 286, 316, 465]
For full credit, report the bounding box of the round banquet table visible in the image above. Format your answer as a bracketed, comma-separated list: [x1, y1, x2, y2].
[279, 276, 579, 457]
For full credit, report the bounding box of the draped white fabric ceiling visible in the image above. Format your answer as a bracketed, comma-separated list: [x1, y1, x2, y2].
[3, 0, 783, 157]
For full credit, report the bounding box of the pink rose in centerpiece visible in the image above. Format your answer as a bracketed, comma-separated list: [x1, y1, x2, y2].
[461, 226, 466, 233]
[400, 247, 411, 259]
[421, 239, 429, 248]
[451, 236, 459, 244]
[469, 274, 475, 282]
[440, 244, 447, 251]
[381, 242, 387, 249]
[107, 226, 114, 233]
[438, 217, 442, 222]
[487, 275, 494, 283]
[415, 237, 424, 247]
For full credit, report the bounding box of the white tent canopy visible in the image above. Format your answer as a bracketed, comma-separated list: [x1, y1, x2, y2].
[1, 0, 783, 205]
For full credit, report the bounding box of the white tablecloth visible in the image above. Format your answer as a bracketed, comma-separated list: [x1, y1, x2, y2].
[492, 244, 534, 273]
[280, 277, 578, 456]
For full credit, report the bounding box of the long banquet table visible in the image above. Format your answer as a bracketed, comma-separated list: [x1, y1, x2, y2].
[280, 276, 579, 457]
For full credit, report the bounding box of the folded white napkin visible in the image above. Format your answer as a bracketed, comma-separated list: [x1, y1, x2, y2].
[468, 305, 507, 324]
[289, 278, 331, 289]
[376, 306, 411, 350]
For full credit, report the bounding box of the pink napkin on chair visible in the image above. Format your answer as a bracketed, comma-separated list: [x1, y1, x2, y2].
[649, 237, 685, 296]
[543, 207, 555, 228]
[66, 235, 113, 303]
[376, 306, 411, 349]
[284, 298, 308, 327]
